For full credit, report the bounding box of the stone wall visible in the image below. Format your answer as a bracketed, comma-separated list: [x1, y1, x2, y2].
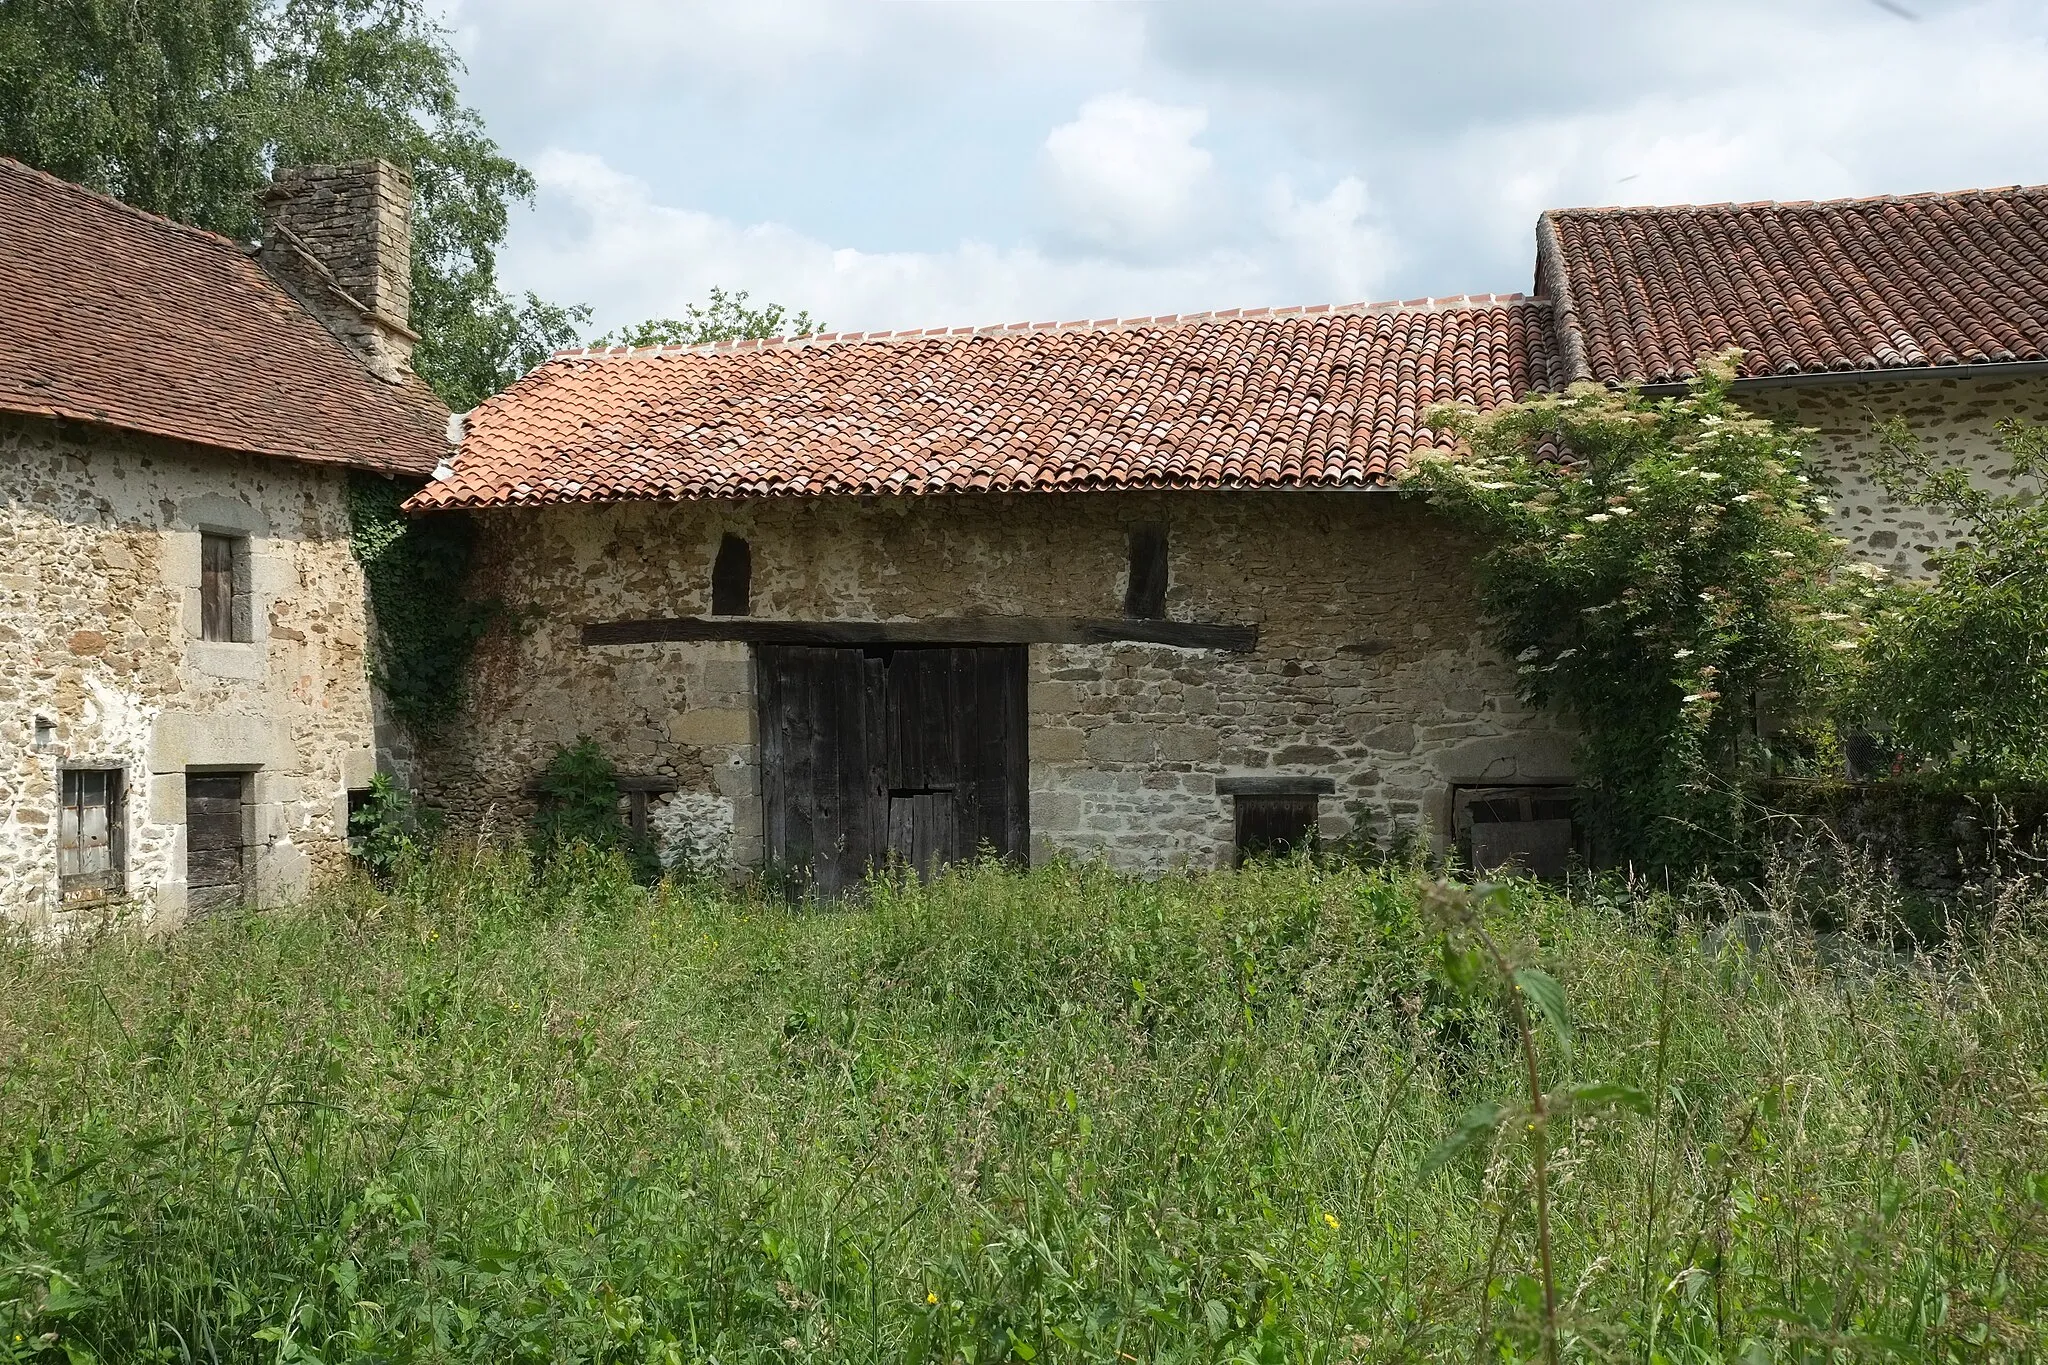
[0, 415, 382, 935]
[428, 491, 1571, 876]
[1750, 371, 2048, 577]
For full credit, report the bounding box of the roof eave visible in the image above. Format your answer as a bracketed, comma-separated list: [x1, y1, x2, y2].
[1635, 357, 2048, 396]
[0, 400, 441, 479]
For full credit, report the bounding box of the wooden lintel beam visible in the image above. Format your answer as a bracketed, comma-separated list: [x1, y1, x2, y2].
[580, 616, 1259, 653]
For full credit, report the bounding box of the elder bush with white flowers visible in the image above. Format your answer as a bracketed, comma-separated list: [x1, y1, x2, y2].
[1406, 352, 1863, 871]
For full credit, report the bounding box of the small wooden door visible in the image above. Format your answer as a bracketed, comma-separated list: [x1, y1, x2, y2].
[186, 772, 247, 910]
[757, 644, 1027, 896]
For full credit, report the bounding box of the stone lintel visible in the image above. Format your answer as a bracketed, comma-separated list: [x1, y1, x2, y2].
[1215, 775, 1337, 796]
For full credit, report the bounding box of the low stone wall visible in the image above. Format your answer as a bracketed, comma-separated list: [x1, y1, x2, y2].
[1757, 778, 2048, 889]
[428, 490, 1573, 876]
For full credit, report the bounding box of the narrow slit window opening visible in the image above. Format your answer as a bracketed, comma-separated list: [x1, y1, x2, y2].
[711, 533, 752, 616]
[1124, 525, 1168, 620]
[200, 532, 252, 642]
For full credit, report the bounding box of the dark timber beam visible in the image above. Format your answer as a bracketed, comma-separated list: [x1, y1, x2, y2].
[581, 615, 1259, 652]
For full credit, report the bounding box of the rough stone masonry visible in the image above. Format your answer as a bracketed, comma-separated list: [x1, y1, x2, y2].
[0, 416, 380, 934]
[427, 490, 1575, 877]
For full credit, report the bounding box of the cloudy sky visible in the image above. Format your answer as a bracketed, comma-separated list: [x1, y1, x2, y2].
[439, 0, 2048, 339]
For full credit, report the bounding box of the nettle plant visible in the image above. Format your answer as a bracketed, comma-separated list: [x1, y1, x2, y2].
[1854, 416, 2048, 782]
[1405, 353, 1856, 870]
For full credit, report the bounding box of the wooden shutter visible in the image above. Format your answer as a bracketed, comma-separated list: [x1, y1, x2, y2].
[200, 533, 235, 641]
[58, 769, 122, 895]
[1233, 795, 1319, 865]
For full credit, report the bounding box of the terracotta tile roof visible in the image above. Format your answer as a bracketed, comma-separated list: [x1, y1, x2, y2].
[408, 297, 1557, 509]
[0, 156, 447, 476]
[1540, 185, 2048, 386]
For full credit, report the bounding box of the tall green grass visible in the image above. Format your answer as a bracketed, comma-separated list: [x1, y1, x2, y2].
[4, 850, 2046, 1362]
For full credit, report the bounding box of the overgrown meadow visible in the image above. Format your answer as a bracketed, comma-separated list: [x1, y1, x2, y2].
[4, 852, 2047, 1362]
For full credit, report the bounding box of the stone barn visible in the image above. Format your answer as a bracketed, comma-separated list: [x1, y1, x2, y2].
[408, 183, 2048, 888]
[409, 297, 1580, 885]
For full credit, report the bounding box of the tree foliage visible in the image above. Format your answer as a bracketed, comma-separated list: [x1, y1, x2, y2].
[594, 287, 820, 349]
[1405, 355, 1857, 869]
[0, 0, 584, 410]
[1851, 418, 2048, 782]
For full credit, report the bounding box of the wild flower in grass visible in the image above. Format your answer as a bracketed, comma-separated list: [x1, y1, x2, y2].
[1323, 1211, 1341, 1231]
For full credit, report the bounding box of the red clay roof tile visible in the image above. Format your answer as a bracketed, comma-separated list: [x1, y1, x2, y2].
[1542, 185, 2048, 385]
[409, 298, 1558, 510]
[0, 156, 446, 475]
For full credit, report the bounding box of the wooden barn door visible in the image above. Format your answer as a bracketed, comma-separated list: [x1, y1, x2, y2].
[185, 772, 248, 912]
[757, 644, 1027, 896]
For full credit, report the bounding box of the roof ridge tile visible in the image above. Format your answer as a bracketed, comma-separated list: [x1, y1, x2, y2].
[1549, 182, 2048, 219]
[544, 293, 1546, 366]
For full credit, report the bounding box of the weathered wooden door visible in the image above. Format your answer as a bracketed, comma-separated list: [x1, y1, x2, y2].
[186, 772, 247, 911]
[757, 644, 1027, 896]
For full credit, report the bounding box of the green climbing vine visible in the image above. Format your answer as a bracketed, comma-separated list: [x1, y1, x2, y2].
[346, 472, 498, 735]
[1403, 352, 1859, 872]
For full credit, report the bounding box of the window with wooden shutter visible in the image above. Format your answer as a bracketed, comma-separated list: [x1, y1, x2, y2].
[58, 768, 125, 899]
[1231, 795, 1319, 865]
[1453, 785, 1578, 881]
[199, 532, 250, 642]
[1217, 776, 1333, 867]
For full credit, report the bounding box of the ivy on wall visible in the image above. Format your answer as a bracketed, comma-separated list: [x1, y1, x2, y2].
[346, 473, 498, 735]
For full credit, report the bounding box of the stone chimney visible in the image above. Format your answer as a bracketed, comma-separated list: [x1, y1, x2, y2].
[257, 159, 419, 383]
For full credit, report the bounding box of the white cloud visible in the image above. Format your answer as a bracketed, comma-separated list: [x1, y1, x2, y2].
[1263, 176, 1397, 303]
[507, 150, 1356, 338]
[461, 0, 2048, 324]
[1041, 94, 1216, 252]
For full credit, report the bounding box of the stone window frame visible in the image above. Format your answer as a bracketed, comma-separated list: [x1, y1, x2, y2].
[175, 494, 272, 678]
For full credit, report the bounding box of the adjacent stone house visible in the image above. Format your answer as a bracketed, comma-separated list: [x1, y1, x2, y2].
[409, 184, 2048, 887]
[1538, 188, 2048, 574]
[0, 157, 446, 933]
